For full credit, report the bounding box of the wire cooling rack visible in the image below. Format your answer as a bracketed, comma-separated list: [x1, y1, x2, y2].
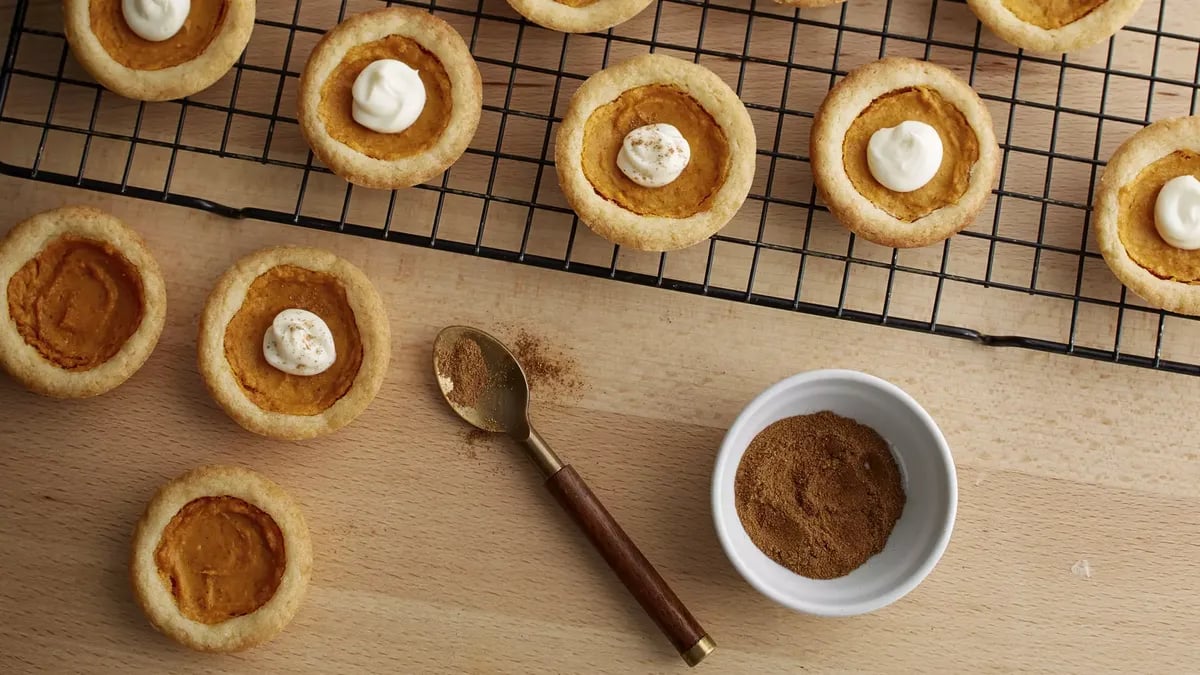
[1, 0, 1199, 373]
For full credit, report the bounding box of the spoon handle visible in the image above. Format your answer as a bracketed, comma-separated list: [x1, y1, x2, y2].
[545, 464, 715, 666]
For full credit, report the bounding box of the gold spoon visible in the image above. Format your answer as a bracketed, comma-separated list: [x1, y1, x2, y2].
[433, 326, 715, 667]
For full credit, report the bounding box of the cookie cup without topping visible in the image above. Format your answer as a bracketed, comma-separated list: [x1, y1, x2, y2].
[810, 57, 1000, 249]
[0, 206, 166, 398]
[130, 465, 312, 653]
[1095, 116, 1200, 316]
[62, 0, 256, 101]
[505, 0, 652, 33]
[965, 0, 1145, 55]
[555, 54, 756, 252]
[298, 8, 483, 189]
[198, 246, 391, 440]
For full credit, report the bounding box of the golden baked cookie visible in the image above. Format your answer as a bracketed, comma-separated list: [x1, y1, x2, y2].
[966, 0, 1145, 54]
[63, 0, 255, 101]
[555, 53, 756, 252]
[131, 465, 312, 652]
[810, 57, 1000, 249]
[298, 7, 483, 189]
[1096, 116, 1200, 315]
[505, 0, 652, 33]
[0, 205, 166, 398]
[198, 246, 390, 440]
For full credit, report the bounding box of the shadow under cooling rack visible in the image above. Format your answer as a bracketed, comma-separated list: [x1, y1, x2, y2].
[2, 0, 1200, 375]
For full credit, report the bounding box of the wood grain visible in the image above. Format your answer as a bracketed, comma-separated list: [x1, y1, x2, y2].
[1, 173, 1199, 672]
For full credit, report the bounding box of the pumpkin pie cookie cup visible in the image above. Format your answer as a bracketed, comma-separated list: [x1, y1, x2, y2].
[966, 0, 1145, 54]
[555, 53, 756, 252]
[1096, 116, 1200, 315]
[0, 206, 166, 398]
[505, 0, 652, 33]
[298, 7, 483, 189]
[811, 57, 1000, 249]
[63, 0, 256, 101]
[131, 465, 312, 652]
[198, 246, 390, 440]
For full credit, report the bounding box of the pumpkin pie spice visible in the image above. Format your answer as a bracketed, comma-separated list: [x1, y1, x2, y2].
[512, 329, 582, 401]
[442, 329, 584, 458]
[438, 337, 489, 408]
[734, 411, 905, 579]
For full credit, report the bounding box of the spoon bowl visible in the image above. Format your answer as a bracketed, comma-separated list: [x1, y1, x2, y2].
[432, 325, 530, 437]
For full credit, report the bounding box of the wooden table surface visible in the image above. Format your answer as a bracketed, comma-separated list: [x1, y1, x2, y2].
[4, 178, 1200, 673]
[2, 0, 1200, 672]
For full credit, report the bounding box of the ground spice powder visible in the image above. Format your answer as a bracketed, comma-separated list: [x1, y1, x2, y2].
[438, 337, 489, 408]
[511, 329, 582, 401]
[734, 411, 906, 579]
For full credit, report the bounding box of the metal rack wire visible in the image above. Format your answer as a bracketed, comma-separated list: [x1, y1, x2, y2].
[2, 0, 1199, 373]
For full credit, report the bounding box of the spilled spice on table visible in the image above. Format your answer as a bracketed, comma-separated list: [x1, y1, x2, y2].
[734, 411, 906, 579]
[459, 428, 495, 460]
[511, 328, 582, 402]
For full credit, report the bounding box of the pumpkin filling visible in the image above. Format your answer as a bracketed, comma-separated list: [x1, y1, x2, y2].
[90, 0, 229, 71]
[318, 35, 453, 161]
[7, 235, 144, 371]
[581, 84, 729, 219]
[154, 496, 286, 625]
[843, 86, 979, 222]
[223, 265, 363, 416]
[1000, 0, 1107, 30]
[1117, 150, 1200, 283]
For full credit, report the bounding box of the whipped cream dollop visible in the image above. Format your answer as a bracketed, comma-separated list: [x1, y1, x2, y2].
[1155, 175, 1200, 250]
[617, 123, 691, 188]
[351, 59, 426, 134]
[866, 120, 943, 193]
[122, 0, 190, 42]
[263, 309, 336, 376]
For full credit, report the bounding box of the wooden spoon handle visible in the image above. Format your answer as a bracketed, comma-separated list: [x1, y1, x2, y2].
[544, 464, 714, 666]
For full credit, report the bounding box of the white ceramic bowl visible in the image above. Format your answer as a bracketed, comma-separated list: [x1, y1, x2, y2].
[712, 369, 957, 616]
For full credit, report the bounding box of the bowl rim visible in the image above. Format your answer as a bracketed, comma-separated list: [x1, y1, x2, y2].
[711, 368, 958, 616]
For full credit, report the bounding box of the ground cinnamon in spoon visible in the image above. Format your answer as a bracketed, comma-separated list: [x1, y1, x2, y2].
[734, 411, 905, 579]
[438, 337, 489, 408]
